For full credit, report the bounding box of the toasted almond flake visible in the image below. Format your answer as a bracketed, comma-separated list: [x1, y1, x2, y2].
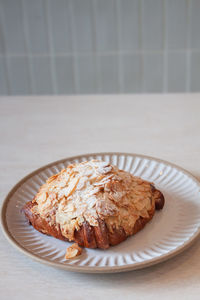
[87, 196, 97, 208]
[98, 166, 112, 174]
[86, 187, 100, 196]
[93, 174, 113, 187]
[38, 192, 47, 203]
[46, 174, 59, 184]
[65, 243, 82, 259]
[58, 177, 79, 198]
[64, 203, 75, 212]
[76, 176, 87, 190]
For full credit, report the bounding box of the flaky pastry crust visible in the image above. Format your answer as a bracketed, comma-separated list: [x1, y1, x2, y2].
[22, 160, 164, 249]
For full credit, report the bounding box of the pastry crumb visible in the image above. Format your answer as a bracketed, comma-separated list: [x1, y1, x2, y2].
[65, 243, 82, 259]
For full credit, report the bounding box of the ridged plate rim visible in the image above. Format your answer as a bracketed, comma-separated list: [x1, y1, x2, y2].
[1, 152, 200, 273]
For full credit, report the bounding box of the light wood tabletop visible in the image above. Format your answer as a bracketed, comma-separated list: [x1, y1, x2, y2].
[0, 94, 200, 300]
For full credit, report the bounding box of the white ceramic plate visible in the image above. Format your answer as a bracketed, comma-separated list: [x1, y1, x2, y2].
[1, 153, 200, 273]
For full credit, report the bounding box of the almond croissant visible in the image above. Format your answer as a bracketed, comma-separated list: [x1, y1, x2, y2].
[22, 160, 164, 249]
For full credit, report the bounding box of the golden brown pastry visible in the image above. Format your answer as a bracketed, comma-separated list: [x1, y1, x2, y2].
[23, 160, 164, 249]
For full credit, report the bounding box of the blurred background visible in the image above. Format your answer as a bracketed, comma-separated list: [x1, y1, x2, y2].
[0, 0, 200, 95]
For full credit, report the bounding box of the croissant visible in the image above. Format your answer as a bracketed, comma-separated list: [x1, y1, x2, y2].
[22, 160, 164, 249]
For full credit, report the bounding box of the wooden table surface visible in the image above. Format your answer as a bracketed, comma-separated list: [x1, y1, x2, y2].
[0, 94, 200, 300]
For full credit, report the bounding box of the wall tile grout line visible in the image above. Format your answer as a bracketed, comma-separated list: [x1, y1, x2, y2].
[139, 0, 144, 93]
[1, 49, 200, 58]
[92, 0, 102, 93]
[186, 0, 191, 92]
[161, 0, 165, 92]
[116, 0, 123, 93]
[91, 0, 98, 93]
[91, 0, 96, 54]
[45, 0, 57, 95]
[68, 0, 79, 94]
[21, 0, 35, 94]
[163, 0, 168, 93]
[0, 44, 9, 95]
[0, 1, 11, 95]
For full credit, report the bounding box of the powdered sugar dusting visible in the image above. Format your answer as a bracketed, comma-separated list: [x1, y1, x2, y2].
[34, 160, 154, 240]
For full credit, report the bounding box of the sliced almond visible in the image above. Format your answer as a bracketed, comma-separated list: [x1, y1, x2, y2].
[47, 174, 59, 184]
[65, 243, 82, 259]
[98, 166, 112, 174]
[38, 192, 47, 203]
[58, 177, 79, 199]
